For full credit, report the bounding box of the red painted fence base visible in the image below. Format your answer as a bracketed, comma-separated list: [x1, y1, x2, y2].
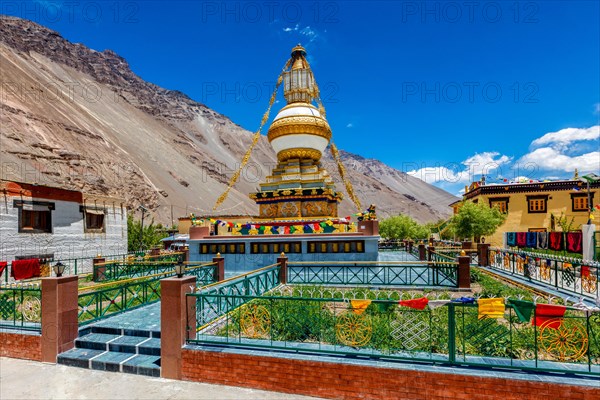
[182, 348, 599, 400]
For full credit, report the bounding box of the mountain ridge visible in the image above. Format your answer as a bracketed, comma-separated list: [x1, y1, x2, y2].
[0, 15, 458, 224]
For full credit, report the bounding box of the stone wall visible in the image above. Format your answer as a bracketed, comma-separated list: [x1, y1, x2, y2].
[0, 331, 42, 361]
[181, 347, 599, 400]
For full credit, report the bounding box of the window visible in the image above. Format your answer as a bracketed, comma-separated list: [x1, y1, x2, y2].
[85, 212, 105, 231]
[81, 207, 106, 232]
[489, 197, 509, 214]
[200, 242, 245, 254]
[15, 200, 54, 233]
[526, 195, 548, 213]
[571, 193, 593, 212]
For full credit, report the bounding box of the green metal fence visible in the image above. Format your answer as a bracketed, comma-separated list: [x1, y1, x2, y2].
[0, 284, 42, 331]
[194, 264, 282, 330]
[287, 261, 459, 287]
[188, 291, 600, 377]
[78, 263, 218, 325]
[488, 248, 599, 300]
[93, 260, 194, 282]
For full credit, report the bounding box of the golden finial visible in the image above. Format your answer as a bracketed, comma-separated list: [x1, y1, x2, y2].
[280, 252, 285, 257]
[460, 250, 466, 256]
[573, 169, 579, 179]
[216, 252, 221, 258]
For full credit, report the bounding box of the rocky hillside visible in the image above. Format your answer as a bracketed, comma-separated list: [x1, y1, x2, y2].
[0, 16, 457, 224]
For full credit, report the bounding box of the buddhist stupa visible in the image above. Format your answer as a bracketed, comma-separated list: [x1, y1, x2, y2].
[249, 45, 343, 220]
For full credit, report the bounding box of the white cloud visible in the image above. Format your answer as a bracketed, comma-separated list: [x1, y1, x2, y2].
[518, 148, 600, 172]
[407, 152, 512, 185]
[282, 24, 320, 43]
[518, 125, 600, 173]
[531, 126, 599, 150]
[346, 123, 353, 128]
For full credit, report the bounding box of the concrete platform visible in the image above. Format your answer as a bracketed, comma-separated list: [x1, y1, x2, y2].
[0, 357, 321, 400]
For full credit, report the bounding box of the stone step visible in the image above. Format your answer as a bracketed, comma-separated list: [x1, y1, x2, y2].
[57, 348, 161, 377]
[80, 325, 160, 339]
[75, 333, 161, 356]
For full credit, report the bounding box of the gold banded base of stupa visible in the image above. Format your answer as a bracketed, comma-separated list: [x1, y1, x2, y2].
[249, 158, 342, 220]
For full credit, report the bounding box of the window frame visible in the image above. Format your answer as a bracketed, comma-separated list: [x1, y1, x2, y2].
[570, 193, 594, 212]
[526, 195, 548, 214]
[14, 200, 54, 233]
[488, 197, 510, 214]
[80, 206, 107, 233]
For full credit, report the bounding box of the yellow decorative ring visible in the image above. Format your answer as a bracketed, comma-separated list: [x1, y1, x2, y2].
[267, 116, 332, 142]
[277, 148, 322, 162]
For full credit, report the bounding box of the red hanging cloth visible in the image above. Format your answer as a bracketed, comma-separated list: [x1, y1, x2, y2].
[10, 259, 41, 281]
[566, 232, 583, 253]
[399, 297, 429, 310]
[548, 232, 563, 251]
[0, 261, 7, 277]
[516, 232, 527, 247]
[534, 304, 566, 329]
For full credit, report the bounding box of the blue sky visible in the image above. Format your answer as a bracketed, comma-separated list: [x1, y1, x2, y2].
[4, 1, 599, 194]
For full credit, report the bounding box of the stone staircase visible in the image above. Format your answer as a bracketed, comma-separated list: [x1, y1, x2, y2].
[57, 325, 161, 377]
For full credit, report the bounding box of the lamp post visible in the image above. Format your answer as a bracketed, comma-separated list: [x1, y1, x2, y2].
[53, 261, 66, 277]
[175, 258, 185, 278]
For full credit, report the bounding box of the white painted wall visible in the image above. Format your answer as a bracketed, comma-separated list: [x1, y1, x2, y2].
[0, 197, 127, 277]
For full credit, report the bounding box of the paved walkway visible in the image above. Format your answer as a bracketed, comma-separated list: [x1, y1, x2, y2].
[0, 357, 321, 400]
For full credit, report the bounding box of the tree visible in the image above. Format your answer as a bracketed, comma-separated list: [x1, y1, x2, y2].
[127, 215, 169, 251]
[449, 200, 506, 240]
[379, 214, 429, 240]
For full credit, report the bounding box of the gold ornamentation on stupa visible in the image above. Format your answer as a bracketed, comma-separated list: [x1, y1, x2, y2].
[249, 44, 342, 220]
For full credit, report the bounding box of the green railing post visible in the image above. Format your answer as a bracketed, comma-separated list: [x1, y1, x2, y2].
[448, 303, 456, 364]
[74, 259, 78, 275]
[554, 260, 559, 289]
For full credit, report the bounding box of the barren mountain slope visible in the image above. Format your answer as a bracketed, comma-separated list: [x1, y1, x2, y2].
[0, 16, 457, 224]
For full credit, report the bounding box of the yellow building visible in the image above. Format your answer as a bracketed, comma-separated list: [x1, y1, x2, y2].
[453, 177, 599, 246]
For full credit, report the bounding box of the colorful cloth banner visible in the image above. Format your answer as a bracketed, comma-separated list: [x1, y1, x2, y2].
[537, 232, 548, 249]
[399, 297, 429, 310]
[566, 232, 583, 253]
[507, 232, 516, 247]
[428, 300, 451, 309]
[350, 300, 372, 315]
[451, 297, 475, 304]
[534, 304, 566, 329]
[478, 298, 505, 319]
[516, 232, 527, 248]
[549, 232, 563, 251]
[526, 232, 537, 248]
[508, 299, 535, 323]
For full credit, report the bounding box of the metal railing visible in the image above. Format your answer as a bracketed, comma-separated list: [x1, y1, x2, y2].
[78, 263, 217, 325]
[93, 259, 195, 282]
[192, 264, 282, 331]
[488, 248, 599, 300]
[0, 283, 42, 331]
[287, 261, 459, 288]
[188, 292, 600, 377]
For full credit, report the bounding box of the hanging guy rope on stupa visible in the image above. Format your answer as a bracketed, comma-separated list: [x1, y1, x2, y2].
[309, 69, 362, 212]
[212, 58, 292, 210]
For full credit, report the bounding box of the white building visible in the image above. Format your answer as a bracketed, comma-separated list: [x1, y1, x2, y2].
[1, 180, 128, 278]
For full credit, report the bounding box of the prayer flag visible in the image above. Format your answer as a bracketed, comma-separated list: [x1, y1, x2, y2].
[350, 300, 372, 315]
[478, 298, 505, 319]
[508, 299, 535, 323]
[534, 304, 566, 329]
[399, 297, 429, 310]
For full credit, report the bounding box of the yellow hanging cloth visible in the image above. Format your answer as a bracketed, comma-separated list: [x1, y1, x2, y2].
[478, 298, 505, 319]
[350, 300, 372, 315]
